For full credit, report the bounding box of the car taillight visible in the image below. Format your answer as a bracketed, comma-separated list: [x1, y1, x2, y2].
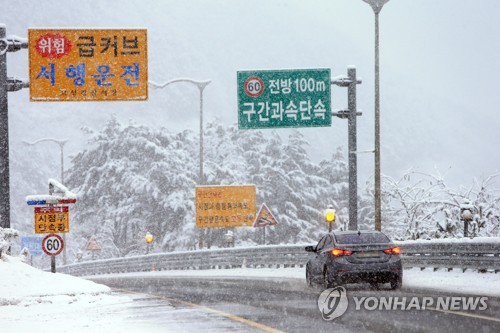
[331, 248, 353, 256]
[383, 246, 401, 255]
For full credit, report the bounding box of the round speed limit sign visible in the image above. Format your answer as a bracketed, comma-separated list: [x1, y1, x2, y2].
[244, 76, 264, 97]
[42, 234, 64, 256]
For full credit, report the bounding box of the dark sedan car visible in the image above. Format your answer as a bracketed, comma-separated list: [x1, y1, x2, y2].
[305, 230, 402, 289]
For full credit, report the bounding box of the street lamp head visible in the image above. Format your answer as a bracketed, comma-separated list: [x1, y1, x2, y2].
[362, 0, 390, 13]
[23, 138, 69, 149]
[149, 78, 211, 90]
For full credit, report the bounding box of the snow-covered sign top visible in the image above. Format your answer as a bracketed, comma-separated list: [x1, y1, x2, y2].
[25, 179, 77, 205]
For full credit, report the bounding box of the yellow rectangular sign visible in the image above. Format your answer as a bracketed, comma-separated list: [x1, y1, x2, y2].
[196, 185, 256, 228]
[34, 206, 69, 234]
[29, 28, 148, 101]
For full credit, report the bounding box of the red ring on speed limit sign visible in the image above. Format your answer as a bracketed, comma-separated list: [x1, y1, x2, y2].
[42, 234, 64, 256]
[244, 76, 264, 97]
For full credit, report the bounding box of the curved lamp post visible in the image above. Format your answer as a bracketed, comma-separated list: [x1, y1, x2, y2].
[361, 0, 390, 231]
[149, 78, 211, 249]
[23, 138, 68, 184]
[149, 78, 211, 185]
[24, 137, 69, 265]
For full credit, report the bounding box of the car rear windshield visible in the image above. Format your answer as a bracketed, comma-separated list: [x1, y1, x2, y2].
[334, 233, 390, 245]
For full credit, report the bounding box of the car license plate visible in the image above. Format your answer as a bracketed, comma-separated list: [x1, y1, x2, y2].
[357, 251, 379, 258]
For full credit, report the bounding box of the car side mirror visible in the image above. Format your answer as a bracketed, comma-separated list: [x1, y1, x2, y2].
[305, 246, 315, 252]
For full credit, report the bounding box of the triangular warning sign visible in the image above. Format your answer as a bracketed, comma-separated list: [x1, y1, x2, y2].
[253, 203, 278, 227]
[85, 236, 101, 252]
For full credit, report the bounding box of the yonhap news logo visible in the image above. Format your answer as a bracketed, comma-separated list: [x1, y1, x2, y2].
[317, 287, 488, 321]
[351, 295, 488, 312]
[317, 287, 349, 320]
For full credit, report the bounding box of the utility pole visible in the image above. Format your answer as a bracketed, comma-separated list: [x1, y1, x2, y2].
[332, 67, 362, 230]
[48, 183, 56, 273]
[347, 67, 359, 230]
[0, 25, 29, 228]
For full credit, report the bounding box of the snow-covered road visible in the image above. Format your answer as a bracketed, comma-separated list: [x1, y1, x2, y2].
[2, 254, 500, 332]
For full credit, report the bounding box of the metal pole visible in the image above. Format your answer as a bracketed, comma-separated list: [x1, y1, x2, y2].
[59, 143, 67, 265]
[49, 184, 56, 273]
[199, 85, 204, 185]
[361, 0, 390, 231]
[60, 143, 64, 185]
[348, 67, 358, 231]
[374, 11, 382, 232]
[198, 84, 206, 249]
[332, 68, 362, 231]
[0, 26, 10, 229]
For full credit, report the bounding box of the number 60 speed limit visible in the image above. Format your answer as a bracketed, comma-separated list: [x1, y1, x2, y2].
[42, 234, 64, 256]
[243, 76, 264, 98]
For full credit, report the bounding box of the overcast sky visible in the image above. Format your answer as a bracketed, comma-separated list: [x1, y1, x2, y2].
[4, 0, 500, 187]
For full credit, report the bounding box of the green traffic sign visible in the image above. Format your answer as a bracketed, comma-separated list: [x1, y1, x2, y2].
[237, 68, 331, 129]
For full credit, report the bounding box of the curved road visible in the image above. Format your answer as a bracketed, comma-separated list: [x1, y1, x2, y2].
[90, 275, 500, 333]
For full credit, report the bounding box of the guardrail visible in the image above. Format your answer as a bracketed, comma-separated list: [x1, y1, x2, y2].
[57, 240, 500, 276]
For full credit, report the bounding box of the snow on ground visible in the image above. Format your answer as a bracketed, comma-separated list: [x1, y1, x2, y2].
[0, 255, 268, 333]
[0, 255, 110, 305]
[1, 254, 500, 332]
[0, 255, 153, 333]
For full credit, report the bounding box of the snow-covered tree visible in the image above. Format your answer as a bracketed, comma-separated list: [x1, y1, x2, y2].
[66, 116, 198, 258]
[360, 169, 500, 240]
[0, 227, 19, 258]
[63, 117, 352, 257]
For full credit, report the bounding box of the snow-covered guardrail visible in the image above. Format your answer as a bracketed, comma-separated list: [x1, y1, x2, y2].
[56, 239, 500, 276]
[399, 239, 500, 272]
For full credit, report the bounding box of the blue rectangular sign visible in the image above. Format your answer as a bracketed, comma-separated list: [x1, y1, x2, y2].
[20, 236, 43, 256]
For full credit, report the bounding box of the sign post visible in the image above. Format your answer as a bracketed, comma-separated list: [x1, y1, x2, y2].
[26, 179, 76, 273]
[237, 67, 362, 231]
[0, 25, 29, 229]
[41, 233, 64, 273]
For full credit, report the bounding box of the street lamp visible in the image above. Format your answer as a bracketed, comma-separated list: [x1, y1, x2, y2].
[145, 231, 153, 254]
[149, 78, 211, 249]
[149, 78, 211, 185]
[361, 0, 391, 231]
[24, 137, 69, 264]
[24, 138, 68, 184]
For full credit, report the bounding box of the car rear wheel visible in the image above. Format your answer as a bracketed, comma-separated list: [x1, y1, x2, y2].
[323, 267, 336, 289]
[306, 267, 313, 287]
[390, 274, 402, 290]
